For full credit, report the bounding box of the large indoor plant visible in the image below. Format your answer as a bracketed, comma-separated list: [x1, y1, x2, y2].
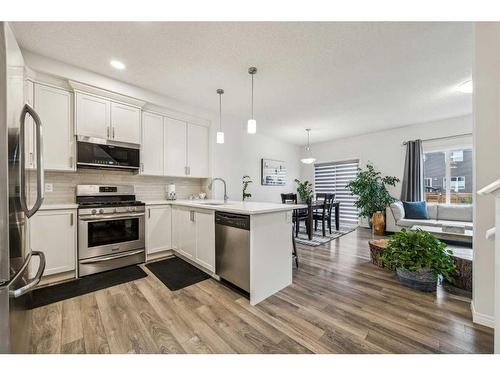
[380, 229, 455, 292]
[294, 179, 313, 203]
[346, 162, 399, 235]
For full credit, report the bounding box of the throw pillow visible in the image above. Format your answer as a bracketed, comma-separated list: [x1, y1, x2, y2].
[402, 201, 429, 220]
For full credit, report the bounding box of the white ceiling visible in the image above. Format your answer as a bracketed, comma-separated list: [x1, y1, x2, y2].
[11, 22, 473, 145]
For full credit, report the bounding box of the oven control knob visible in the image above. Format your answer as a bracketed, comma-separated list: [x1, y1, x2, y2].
[91, 209, 97, 215]
[113, 208, 117, 213]
[131, 207, 136, 212]
[99, 209, 104, 214]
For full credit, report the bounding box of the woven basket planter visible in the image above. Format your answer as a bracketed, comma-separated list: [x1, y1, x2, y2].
[396, 267, 438, 292]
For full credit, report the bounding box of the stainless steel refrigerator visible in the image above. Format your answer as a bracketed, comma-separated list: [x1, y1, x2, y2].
[0, 22, 46, 354]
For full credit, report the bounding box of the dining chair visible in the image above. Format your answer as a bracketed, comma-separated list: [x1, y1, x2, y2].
[313, 193, 335, 236]
[281, 193, 309, 237]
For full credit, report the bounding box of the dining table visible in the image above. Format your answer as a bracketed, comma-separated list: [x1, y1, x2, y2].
[292, 200, 340, 240]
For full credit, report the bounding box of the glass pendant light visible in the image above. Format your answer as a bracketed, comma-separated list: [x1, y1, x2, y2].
[216, 89, 224, 144]
[247, 67, 257, 134]
[300, 128, 316, 164]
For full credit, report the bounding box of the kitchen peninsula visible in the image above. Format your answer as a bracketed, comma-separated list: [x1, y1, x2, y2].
[145, 200, 305, 304]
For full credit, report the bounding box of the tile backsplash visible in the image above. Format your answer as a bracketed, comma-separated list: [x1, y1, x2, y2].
[28, 169, 209, 204]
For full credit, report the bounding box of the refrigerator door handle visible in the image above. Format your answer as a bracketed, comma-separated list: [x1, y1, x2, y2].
[19, 104, 44, 218]
[8, 251, 45, 298]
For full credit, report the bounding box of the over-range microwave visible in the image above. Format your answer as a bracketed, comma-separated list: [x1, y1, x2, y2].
[76, 136, 140, 170]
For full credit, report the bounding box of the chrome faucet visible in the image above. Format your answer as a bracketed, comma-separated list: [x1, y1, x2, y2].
[208, 177, 229, 203]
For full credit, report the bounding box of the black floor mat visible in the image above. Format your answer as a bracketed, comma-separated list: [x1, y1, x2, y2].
[29, 265, 147, 309]
[145, 256, 210, 291]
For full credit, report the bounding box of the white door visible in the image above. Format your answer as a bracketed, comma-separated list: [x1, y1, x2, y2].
[141, 112, 164, 175]
[176, 208, 196, 260]
[29, 210, 76, 277]
[75, 93, 110, 139]
[111, 102, 141, 144]
[34, 84, 75, 171]
[146, 205, 172, 255]
[187, 123, 209, 177]
[24, 79, 36, 169]
[164, 117, 187, 176]
[195, 211, 215, 272]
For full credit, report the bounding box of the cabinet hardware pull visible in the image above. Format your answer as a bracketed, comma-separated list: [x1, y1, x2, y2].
[29, 152, 33, 166]
[148, 208, 151, 219]
[112, 127, 115, 139]
[69, 156, 73, 168]
[70, 213, 73, 226]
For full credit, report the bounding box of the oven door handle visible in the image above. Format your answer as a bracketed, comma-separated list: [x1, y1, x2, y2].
[79, 212, 145, 221]
[79, 249, 144, 264]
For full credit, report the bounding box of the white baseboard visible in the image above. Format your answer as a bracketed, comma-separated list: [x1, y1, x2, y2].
[471, 300, 495, 328]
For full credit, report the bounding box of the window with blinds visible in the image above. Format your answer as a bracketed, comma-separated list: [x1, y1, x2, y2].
[314, 159, 359, 225]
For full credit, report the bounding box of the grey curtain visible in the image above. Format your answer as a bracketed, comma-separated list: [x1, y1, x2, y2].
[401, 139, 424, 201]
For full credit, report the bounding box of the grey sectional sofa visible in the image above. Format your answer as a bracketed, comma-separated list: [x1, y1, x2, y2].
[385, 201, 473, 233]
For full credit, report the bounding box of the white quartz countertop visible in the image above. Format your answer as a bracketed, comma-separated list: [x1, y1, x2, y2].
[144, 199, 306, 215]
[39, 203, 78, 210]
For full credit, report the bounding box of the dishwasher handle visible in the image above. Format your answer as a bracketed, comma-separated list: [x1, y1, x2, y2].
[215, 212, 250, 230]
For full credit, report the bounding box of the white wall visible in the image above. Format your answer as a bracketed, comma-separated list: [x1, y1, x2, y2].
[300, 115, 473, 199]
[472, 23, 500, 329]
[212, 115, 301, 203]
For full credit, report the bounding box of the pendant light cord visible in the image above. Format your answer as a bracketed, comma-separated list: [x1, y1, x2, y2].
[251, 73, 254, 119]
[219, 92, 222, 131]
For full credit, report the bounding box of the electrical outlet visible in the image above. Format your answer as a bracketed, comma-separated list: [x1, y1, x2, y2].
[44, 183, 53, 193]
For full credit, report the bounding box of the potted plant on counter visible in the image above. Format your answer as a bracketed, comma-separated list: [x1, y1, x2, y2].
[380, 229, 456, 292]
[242, 175, 253, 201]
[294, 179, 313, 203]
[346, 162, 399, 235]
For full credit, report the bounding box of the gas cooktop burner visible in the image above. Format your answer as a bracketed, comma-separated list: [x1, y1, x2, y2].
[76, 185, 144, 209]
[78, 201, 145, 208]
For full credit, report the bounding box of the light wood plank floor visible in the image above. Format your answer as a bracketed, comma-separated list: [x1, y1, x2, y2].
[30, 228, 494, 354]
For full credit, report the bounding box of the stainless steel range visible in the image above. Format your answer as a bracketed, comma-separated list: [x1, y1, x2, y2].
[76, 185, 145, 277]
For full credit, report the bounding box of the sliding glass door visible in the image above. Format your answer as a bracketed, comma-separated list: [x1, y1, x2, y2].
[314, 159, 359, 225]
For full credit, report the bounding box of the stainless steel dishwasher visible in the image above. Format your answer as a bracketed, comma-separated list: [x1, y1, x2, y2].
[215, 211, 250, 292]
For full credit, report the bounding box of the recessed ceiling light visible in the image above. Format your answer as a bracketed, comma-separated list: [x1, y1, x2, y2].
[456, 80, 472, 94]
[110, 60, 126, 70]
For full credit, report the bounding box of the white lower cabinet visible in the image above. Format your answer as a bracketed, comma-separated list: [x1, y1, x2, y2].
[174, 207, 196, 260]
[194, 210, 215, 272]
[29, 209, 77, 277]
[171, 206, 215, 272]
[145, 205, 172, 256]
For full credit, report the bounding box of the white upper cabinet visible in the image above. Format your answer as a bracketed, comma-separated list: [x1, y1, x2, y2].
[34, 83, 75, 171]
[75, 92, 110, 139]
[141, 112, 164, 175]
[75, 92, 141, 144]
[187, 123, 209, 178]
[164, 117, 187, 177]
[111, 102, 141, 144]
